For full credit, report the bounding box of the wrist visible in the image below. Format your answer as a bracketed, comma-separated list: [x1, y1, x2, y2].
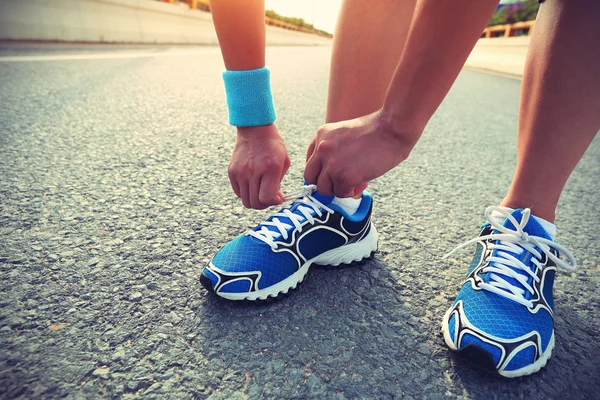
[379, 103, 426, 138]
[236, 124, 277, 137]
[376, 108, 422, 159]
[222, 67, 276, 127]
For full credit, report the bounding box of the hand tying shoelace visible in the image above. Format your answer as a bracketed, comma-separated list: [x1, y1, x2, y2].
[247, 185, 334, 249]
[443, 206, 577, 308]
[280, 184, 319, 202]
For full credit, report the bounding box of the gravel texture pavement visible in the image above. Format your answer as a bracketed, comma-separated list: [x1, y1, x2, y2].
[0, 45, 599, 399]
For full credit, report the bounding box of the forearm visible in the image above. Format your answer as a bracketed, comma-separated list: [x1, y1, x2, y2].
[209, 0, 266, 70]
[381, 0, 499, 136]
[209, 0, 275, 129]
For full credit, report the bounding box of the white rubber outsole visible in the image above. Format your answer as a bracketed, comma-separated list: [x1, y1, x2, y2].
[217, 224, 378, 301]
[440, 306, 555, 378]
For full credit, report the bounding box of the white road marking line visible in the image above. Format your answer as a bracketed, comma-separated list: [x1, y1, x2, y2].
[0, 48, 221, 62]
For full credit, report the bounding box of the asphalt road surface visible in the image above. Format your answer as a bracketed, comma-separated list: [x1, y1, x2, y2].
[1, 44, 599, 399]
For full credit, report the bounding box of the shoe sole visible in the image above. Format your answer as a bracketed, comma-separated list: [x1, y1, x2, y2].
[440, 306, 555, 378]
[213, 224, 379, 301]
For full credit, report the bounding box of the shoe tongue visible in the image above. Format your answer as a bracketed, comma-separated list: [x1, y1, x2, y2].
[501, 208, 552, 240]
[487, 208, 552, 298]
[310, 190, 334, 205]
[254, 188, 329, 241]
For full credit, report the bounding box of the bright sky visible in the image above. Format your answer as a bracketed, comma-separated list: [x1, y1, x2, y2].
[265, 0, 342, 34]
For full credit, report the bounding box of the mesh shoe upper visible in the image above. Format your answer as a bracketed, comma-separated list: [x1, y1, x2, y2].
[202, 187, 374, 296]
[208, 235, 301, 292]
[443, 207, 576, 376]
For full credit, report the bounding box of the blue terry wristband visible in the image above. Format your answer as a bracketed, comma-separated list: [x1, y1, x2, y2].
[222, 67, 276, 127]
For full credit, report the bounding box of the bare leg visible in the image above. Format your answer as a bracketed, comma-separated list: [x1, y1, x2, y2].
[325, 0, 417, 198]
[326, 0, 417, 124]
[501, 0, 600, 222]
[305, 0, 499, 197]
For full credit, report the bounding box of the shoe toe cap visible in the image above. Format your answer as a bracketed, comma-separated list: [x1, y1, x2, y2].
[201, 263, 259, 295]
[458, 332, 503, 366]
[443, 295, 549, 376]
[200, 268, 219, 293]
[218, 278, 253, 294]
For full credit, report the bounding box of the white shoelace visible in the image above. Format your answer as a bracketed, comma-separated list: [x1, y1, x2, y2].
[247, 185, 334, 249]
[443, 206, 577, 308]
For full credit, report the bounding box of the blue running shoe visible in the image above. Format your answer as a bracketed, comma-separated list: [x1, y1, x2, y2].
[441, 206, 576, 378]
[201, 185, 378, 301]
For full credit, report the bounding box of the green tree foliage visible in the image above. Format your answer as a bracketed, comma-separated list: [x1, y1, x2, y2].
[487, 0, 540, 27]
[265, 9, 333, 37]
[265, 9, 315, 30]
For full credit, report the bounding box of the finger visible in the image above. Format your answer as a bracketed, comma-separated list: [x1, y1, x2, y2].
[354, 182, 369, 195]
[273, 157, 291, 204]
[336, 188, 356, 198]
[258, 168, 282, 206]
[239, 181, 251, 209]
[229, 179, 241, 199]
[282, 155, 291, 178]
[340, 189, 356, 198]
[228, 168, 241, 198]
[304, 156, 322, 185]
[249, 175, 265, 210]
[333, 176, 356, 198]
[306, 138, 316, 162]
[276, 189, 285, 202]
[316, 172, 334, 196]
[339, 182, 368, 198]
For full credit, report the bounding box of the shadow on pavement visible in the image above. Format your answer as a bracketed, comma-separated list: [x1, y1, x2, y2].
[447, 303, 600, 399]
[193, 257, 600, 398]
[193, 258, 444, 399]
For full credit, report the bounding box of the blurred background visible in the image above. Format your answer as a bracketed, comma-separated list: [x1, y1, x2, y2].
[0, 0, 542, 76]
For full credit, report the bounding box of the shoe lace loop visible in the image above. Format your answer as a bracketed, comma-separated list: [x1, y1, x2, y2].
[247, 185, 334, 249]
[443, 206, 577, 307]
